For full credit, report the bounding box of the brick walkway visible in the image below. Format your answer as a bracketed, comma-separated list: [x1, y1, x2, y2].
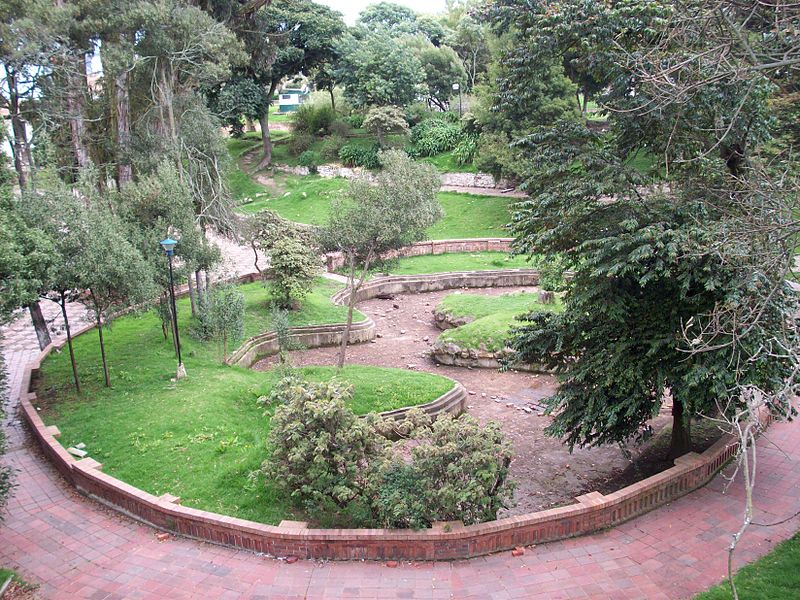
[1, 240, 799, 599]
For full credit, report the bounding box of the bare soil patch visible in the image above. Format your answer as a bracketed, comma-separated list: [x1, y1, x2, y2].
[253, 286, 722, 517]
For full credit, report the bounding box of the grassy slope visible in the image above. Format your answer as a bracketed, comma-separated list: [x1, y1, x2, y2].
[429, 192, 513, 239]
[38, 280, 453, 524]
[232, 164, 515, 239]
[438, 291, 563, 352]
[695, 534, 800, 600]
[237, 175, 347, 218]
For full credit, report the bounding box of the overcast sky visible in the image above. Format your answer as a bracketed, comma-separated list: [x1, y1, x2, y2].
[316, 0, 448, 25]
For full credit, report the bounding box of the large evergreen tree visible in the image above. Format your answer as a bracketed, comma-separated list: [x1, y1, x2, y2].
[500, 0, 799, 458]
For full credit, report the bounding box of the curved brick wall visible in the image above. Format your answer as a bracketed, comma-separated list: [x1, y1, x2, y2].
[20, 267, 753, 561]
[326, 238, 515, 272]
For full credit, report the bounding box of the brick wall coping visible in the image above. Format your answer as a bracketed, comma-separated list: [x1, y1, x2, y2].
[19, 268, 754, 561]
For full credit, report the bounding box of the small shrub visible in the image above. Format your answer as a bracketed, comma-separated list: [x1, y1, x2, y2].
[262, 377, 383, 511]
[328, 119, 353, 138]
[405, 102, 433, 126]
[409, 119, 463, 156]
[363, 106, 410, 148]
[189, 285, 245, 360]
[474, 132, 518, 180]
[287, 132, 314, 156]
[320, 135, 346, 161]
[298, 150, 322, 173]
[371, 412, 515, 528]
[292, 103, 336, 136]
[268, 237, 319, 309]
[338, 143, 380, 169]
[453, 132, 479, 165]
[346, 114, 364, 129]
[532, 254, 570, 292]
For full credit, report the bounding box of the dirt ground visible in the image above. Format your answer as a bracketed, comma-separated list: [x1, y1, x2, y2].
[253, 286, 721, 517]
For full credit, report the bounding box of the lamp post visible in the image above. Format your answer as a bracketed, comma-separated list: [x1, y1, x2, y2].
[452, 83, 462, 117]
[160, 237, 186, 379]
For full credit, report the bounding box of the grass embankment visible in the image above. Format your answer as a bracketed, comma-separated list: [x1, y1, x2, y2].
[437, 291, 563, 352]
[694, 533, 800, 600]
[38, 279, 453, 525]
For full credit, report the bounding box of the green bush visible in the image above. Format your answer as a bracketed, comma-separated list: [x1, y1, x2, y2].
[453, 132, 480, 165]
[263, 378, 383, 512]
[371, 412, 515, 528]
[328, 119, 353, 138]
[287, 132, 314, 156]
[338, 143, 380, 169]
[346, 114, 364, 129]
[405, 102, 433, 126]
[474, 132, 519, 180]
[409, 119, 463, 157]
[292, 103, 336, 136]
[268, 237, 320, 309]
[298, 150, 322, 173]
[320, 135, 346, 161]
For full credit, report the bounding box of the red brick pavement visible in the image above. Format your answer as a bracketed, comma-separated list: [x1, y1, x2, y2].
[1, 239, 799, 599]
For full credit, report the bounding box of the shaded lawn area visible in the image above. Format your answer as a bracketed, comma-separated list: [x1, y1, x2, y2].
[694, 533, 800, 599]
[438, 291, 563, 352]
[37, 279, 454, 525]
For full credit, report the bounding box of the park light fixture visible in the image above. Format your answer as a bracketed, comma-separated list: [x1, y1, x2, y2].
[160, 237, 186, 379]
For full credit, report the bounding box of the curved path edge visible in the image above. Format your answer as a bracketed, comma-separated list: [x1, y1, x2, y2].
[15, 268, 785, 563]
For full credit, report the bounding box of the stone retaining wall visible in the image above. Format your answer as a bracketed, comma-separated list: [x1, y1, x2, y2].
[19, 268, 754, 562]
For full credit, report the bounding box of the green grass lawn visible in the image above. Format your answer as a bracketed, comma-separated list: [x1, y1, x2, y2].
[422, 150, 477, 173]
[235, 174, 515, 239]
[37, 279, 455, 524]
[695, 534, 800, 599]
[237, 174, 346, 218]
[428, 192, 514, 239]
[368, 252, 533, 278]
[269, 104, 292, 123]
[437, 291, 562, 352]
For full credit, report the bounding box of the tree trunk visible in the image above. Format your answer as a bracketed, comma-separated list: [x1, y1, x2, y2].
[336, 251, 373, 368]
[250, 240, 261, 273]
[5, 66, 28, 190]
[582, 91, 589, 115]
[187, 275, 197, 317]
[59, 292, 81, 393]
[575, 89, 583, 114]
[257, 110, 273, 169]
[114, 41, 133, 188]
[67, 54, 90, 176]
[96, 313, 111, 387]
[669, 399, 692, 460]
[328, 86, 335, 112]
[195, 270, 205, 309]
[28, 302, 51, 350]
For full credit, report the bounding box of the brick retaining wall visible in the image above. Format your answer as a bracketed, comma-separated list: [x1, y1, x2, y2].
[19, 269, 753, 561]
[326, 238, 514, 272]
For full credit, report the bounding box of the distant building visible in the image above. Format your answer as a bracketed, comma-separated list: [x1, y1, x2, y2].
[277, 86, 309, 113]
